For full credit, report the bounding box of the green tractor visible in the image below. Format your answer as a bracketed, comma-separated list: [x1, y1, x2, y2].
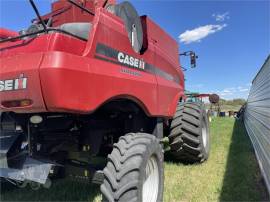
[185, 91, 203, 103]
[185, 91, 220, 104]
[184, 91, 220, 121]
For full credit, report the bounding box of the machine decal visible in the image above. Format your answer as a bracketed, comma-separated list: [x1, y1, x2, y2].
[117, 52, 145, 70]
[120, 68, 142, 77]
[0, 74, 27, 92]
[95, 43, 179, 83]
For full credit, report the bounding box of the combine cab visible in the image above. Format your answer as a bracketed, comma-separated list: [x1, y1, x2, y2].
[0, 1, 210, 201]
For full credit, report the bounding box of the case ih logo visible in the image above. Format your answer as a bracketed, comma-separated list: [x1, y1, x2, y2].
[118, 52, 145, 70]
[0, 74, 27, 92]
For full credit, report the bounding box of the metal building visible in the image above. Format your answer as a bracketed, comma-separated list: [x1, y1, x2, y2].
[244, 55, 270, 194]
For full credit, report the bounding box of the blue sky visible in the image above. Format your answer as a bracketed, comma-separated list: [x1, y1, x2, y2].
[1, 0, 269, 99]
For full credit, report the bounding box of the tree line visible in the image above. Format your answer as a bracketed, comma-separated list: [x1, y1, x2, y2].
[219, 98, 246, 106]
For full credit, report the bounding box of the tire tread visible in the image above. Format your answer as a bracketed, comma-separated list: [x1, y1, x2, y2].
[168, 102, 208, 163]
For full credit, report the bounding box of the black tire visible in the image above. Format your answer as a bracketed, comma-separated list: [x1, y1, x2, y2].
[168, 102, 210, 163]
[101, 133, 164, 202]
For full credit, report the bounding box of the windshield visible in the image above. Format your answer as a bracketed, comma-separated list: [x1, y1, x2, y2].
[0, 0, 95, 44]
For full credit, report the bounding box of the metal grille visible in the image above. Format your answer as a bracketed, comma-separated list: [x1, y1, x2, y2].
[244, 55, 270, 194]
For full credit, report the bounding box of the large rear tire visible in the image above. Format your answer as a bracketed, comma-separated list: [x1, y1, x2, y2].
[101, 133, 164, 202]
[168, 102, 210, 163]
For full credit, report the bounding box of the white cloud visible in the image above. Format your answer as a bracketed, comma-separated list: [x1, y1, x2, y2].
[179, 24, 227, 44]
[212, 12, 230, 22]
[216, 85, 250, 99]
[239, 88, 249, 92]
[223, 89, 232, 93]
[237, 86, 249, 92]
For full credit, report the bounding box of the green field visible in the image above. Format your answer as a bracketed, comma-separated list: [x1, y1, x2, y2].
[1, 118, 269, 202]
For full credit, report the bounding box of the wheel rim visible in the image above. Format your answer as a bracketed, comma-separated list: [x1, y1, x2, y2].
[142, 155, 159, 202]
[202, 119, 208, 148]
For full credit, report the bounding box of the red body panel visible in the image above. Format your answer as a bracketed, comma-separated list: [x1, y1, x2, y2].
[0, 53, 46, 112]
[0, 3, 184, 118]
[42, 0, 115, 27]
[0, 28, 19, 39]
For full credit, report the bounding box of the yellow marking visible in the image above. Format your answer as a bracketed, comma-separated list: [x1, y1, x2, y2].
[84, 170, 88, 177]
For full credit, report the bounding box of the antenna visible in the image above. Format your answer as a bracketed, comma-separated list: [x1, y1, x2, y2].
[29, 0, 47, 32]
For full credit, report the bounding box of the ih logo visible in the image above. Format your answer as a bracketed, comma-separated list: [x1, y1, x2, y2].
[0, 74, 27, 92]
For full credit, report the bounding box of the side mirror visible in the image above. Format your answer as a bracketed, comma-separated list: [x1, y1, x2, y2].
[190, 52, 198, 68]
[179, 51, 198, 69]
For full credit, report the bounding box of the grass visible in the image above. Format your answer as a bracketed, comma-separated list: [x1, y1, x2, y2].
[1, 118, 269, 202]
[164, 118, 268, 202]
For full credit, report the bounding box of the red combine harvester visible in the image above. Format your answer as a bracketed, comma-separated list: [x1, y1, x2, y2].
[0, 1, 210, 201]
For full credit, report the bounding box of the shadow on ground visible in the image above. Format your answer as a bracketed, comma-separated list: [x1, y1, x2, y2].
[0, 179, 100, 201]
[220, 120, 269, 201]
[1, 119, 269, 202]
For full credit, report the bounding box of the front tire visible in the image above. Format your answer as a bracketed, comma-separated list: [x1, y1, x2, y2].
[168, 102, 210, 163]
[101, 133, 164, 202]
